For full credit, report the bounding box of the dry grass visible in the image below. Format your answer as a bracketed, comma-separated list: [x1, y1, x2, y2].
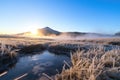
[0, 42, 18, 58]
[20, 44, 46, 53]
[55, 47, 120, 80]
[0, 42, 18, 74]
[0, 37, 120, 80]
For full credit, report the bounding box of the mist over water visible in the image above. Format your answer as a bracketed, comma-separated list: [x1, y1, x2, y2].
[54, 33, 118, 40]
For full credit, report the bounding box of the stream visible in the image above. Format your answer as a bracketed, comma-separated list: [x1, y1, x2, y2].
[0, 50, 70, 80]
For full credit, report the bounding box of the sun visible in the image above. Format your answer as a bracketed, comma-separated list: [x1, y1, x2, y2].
[25, 26, 39, 36]
[30, 29, 38, 35]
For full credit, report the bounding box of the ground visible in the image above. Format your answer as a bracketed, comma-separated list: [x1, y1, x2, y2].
[0, 37, 120, 80]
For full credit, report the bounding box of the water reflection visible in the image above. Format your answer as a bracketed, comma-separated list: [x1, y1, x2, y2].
[0, 50, 70, 80]
[0, 57, 17, 74]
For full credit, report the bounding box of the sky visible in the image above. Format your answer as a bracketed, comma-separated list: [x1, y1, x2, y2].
[0, 0, 120, 34]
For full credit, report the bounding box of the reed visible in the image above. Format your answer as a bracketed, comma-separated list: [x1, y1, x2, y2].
[55, 47, 120, 80]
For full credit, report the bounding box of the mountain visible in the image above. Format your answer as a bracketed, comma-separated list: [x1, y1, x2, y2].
[115, 32, 120, 36]
[37, 27, 61, 36]
[60, 32, 86, 37]
[16, 27, 113, 38]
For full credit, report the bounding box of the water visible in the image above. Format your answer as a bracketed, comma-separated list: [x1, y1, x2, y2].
[0, 51, 70, 80]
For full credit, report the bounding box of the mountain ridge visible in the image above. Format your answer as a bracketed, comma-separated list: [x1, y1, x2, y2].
[37, 27, 61, 36]
[115, 32, 120, 36]
[15, 27, 116, 37]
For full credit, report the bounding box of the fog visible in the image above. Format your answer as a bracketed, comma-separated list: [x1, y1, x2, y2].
[54, 34, 117, 40]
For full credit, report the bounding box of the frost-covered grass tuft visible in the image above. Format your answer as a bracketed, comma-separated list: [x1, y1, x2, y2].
[55, 47, 120, 80]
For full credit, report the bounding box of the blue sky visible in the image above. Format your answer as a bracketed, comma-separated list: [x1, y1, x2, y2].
[0, 0, 120, 34]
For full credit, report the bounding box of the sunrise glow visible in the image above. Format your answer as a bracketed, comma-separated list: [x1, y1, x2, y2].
[30, 29, 38, 35]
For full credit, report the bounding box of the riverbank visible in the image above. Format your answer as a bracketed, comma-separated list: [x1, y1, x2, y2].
[0, 37, 120, 80]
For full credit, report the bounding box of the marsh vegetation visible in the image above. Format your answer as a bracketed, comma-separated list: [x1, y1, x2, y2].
[0, 37, 120, 80]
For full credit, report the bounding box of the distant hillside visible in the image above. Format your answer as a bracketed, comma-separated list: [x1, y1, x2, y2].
[16, 32, 32, 36]
[115, 32, 120, 36]
[15, 27, 113, 38]
[36, 27, 89, 37]
[60, 32, 86, 37]
[37, 27, 61, 36]
[0, 35, 17, 38]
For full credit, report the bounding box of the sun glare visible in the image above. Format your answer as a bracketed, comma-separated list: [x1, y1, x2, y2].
[30, 29, 38, 35]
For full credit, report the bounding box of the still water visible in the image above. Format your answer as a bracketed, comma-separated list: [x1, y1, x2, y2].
[0, 51, 70, 80]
